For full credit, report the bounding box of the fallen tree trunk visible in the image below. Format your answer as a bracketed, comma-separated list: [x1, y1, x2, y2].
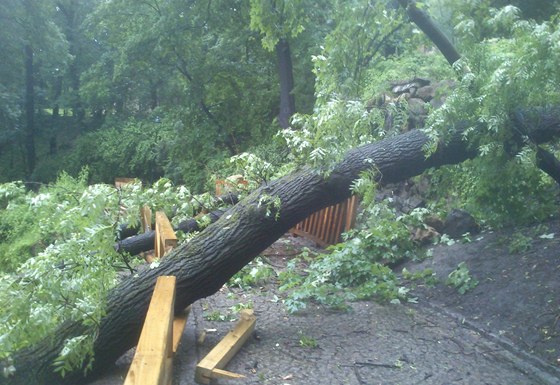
[3, 111, 560, 385]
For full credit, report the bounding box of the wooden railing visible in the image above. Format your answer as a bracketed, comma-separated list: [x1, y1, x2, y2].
[291, 195, 358, 246]
[124, 276, 176, 385]
[121, 180, 258, 384]
[215, 175, 248, 196]
[124, 211, 189, 385]
[195, 309, 256, 384]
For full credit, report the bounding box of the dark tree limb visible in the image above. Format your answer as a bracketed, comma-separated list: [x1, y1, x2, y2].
[115, 193, 239, 256]
[398, 1, 560, 185]
[536, 147, 560, 185]
[397, 0, 461, 66]
[115, 208, 228, 256]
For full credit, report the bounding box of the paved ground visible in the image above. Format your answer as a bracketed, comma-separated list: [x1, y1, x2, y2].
[90, 220, 560, 385]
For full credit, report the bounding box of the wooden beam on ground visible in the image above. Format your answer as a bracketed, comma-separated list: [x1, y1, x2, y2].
[195, 309, 256, 384]
[124, 276, 176, 385]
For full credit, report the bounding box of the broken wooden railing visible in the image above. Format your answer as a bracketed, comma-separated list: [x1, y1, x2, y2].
[123, 275, 176, 385]
[124, 194, 256, 384]
[115, 177, 137, 189]
[291, 195, 358, 246]
[215, 175, 248, 196]
[195, 309, 256, 384]
[124, 211, 188, 385]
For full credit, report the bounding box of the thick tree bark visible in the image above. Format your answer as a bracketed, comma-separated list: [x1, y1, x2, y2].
[3, 109, 560, 384]
[276, 38, 296, 129]
[2, 126, 472, 385]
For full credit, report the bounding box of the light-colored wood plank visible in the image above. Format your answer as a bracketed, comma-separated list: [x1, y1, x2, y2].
[172, 306, 191, 353]
[210, 368, 246, 380]
[115, 177, 137, 188]
[195, 309, 256, 384]
[124, 276, 176, 385]
[155, 211, 178, 259]
[141, 206, 152, 233]
[345, 195, 358, 232]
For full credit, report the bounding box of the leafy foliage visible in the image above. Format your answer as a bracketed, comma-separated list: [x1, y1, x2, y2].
[2, 1, 560, 378]
[279, 199, 422, 312]
[229, 257, 277, 289]
[249, 0, 308, 51]
[446, 262, 479, 294]
[0, 173, 230, 371]
[422, 5, 560, 224]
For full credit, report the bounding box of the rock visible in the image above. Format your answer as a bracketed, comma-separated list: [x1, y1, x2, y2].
[413, 225, 440, 245]
[407, 97, 428, 129]
[416, 85, 435, 102]
[424, 215, 445, 233]
[429, 80, 456, 109]
[407, 97, 427, 115]
[443, 209, 480, 238]
[391, 77, 431, 95]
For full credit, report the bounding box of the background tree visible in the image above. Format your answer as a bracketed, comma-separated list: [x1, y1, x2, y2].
[0, 0, 70, 179]
[250, 0, 332, 128]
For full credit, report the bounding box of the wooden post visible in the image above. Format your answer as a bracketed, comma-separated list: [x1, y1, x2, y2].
[344, 196, 358, 232]
[172, 306, 191, 354]
[195, 309, 256, 384]
[141, 206, 152, 233]
[124, 276, 176, 385]
[155, 211, 178, 259]
[152, 212, 189, 354]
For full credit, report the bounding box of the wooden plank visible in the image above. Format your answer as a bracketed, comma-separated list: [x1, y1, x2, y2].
[319, 205, 331, 242]
[210, 368, 245, 380]
[344, 196, 358, 232]
[195, 309, 256, 384]
[333, 202, 345, 244]
[155, 211, 178, 259]
[141, 206, 152, 233]
[115, 177, 137, 188]
[290, 195, 359, 246]
[172, 306, 191, 353]
[309, 211, 320, 235]
[124, 276, 176, 385]
[328, 203, 342, 245]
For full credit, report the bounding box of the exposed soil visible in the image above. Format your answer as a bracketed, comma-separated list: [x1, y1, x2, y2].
[90, 219, 560, 385]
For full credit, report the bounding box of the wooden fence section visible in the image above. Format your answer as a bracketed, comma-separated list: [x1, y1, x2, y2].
[115, 177, 137, 188]
[215, 175, 248, 196]
[124, 276, 176, 385]
[291, 195, 358, 247]
[154, 211, 178, 260]
[125, 212, 190, 385]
